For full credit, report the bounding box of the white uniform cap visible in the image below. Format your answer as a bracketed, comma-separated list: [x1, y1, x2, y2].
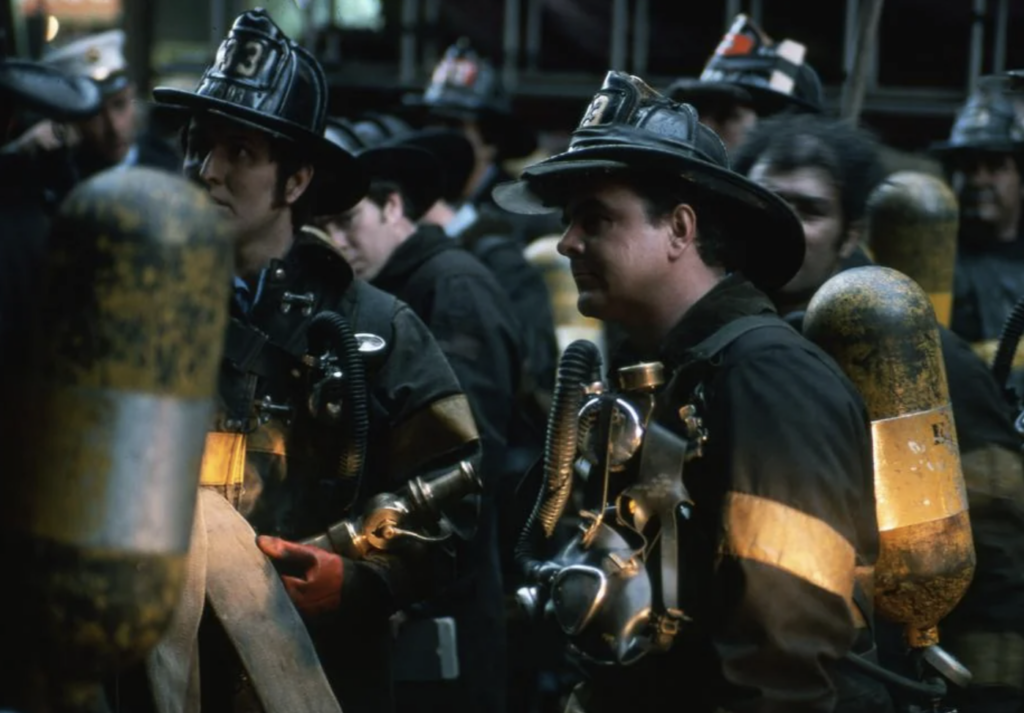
[44, 29, 128, 88]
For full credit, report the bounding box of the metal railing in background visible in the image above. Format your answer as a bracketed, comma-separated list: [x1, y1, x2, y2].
[119, 0, 1018, 122]
[968, 0, 987, 93]
[503, 0, 520, 89]
[993, 0, 1009, 75]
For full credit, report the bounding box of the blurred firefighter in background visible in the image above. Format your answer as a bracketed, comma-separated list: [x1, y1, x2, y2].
[0, 50, 99, 369]
[931, 78, 1024, 397]
[665, 14, 824, 152]
[319, 115, 524, 713]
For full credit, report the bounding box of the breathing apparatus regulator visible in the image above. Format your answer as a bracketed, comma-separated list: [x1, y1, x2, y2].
[299, 311, 386, 481]
[989, 295, 1024, 431]
[296, 313, 482, 559]
[514, 339, 707, 665]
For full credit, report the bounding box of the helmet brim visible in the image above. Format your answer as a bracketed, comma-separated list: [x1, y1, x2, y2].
[0, 60, 102, 121]
[153, 86, 367, 215]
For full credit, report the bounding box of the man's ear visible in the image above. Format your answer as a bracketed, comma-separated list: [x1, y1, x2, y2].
[382, 191, 406, 224]
[667, 203, 698, 260]
[839, 220, 863, 260]
[283, 164, 315, 205]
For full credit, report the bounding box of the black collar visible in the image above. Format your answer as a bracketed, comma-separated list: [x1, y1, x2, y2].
[371, 223, 453, 293]
[658, 274, 777, 368]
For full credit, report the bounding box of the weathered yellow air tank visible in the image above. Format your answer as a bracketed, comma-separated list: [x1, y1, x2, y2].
[0, 168, 232, 711]
[524, 235, 604, 355]
[804, 266, 975, 653]
[865, 171, 959, 328]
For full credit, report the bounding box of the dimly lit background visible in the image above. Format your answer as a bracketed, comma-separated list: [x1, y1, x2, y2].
[4, 0, 1023, 155]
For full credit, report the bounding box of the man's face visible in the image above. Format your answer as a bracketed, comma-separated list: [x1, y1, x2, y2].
[747, 161, 849, 302]
[75, 84, 136, 164]
[321, 197, 401, 280]
[183, 116, 285, 241]
[557, 181, 674, 324]
[949, 152, 1023, 238]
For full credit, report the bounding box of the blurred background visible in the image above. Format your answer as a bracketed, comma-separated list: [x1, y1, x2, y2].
[3, 0, 1024, 160]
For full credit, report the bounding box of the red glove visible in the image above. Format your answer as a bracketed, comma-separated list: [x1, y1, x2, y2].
[256, 535, 344, 617]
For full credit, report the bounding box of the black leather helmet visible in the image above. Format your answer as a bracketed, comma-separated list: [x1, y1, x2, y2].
[1, 58, 101, 121]
[930, 77, 1024, 157]
[493, 71, 805, 290]
[153, 9, 365, 215]
[402, 39, 536, 159]
[668, 14, 823, 116]
[324, 117, 443, 220]
[358, 113, 475, 204]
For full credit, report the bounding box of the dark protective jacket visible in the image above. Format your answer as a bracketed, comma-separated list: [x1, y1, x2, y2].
[576, 275, 892, 713]
[923, 329, 1024, 712]
[371, 224, 520, 713]
[951, 239, 1024, 398]
[0, 141, 178, 362]
[453, 203, 560, 396]
[951, 240, 1024, 346]
[198, 229, 481, 713]
[0, 149, 78, 371]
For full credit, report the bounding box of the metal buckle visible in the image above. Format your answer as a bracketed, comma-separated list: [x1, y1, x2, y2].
[254, 394, 293, 425]
[677, 402, 708, 459]
[281, 291, 315, 316]
[650, 608, 688, 651]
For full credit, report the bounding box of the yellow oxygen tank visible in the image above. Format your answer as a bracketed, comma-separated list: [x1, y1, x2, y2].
[525, 235, 605, 356]
[804, 266, 975, 650]
[865, 171, 959, 328]
[0, 168, 232, 709]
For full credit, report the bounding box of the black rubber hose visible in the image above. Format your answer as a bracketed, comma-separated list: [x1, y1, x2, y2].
[307, 311, 369, 486]
[842, 652, 947, 700]
[516, 339, 601, 582]
[992, 293, 1024, 396]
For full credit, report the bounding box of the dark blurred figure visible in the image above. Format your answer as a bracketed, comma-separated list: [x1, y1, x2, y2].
[8, 30, 178, 180]
[930, 78, 1024, 398]
[665, 13, 824, 152]
[735, 112, 1024, 713]
[0, 53, 100, 373]
[345, 110, 565, 713]
[399, 44, 561, 444]
[358, 112, 557, 472]
[402, 38, 560, 246]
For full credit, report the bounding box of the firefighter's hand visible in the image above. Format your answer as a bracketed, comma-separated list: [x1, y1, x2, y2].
[256, 535, 344, 616]
[7, 119, 79, 155]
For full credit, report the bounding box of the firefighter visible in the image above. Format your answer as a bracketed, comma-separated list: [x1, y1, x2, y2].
[735, 111, 1024, 712]
[494, 70, 891, 713]
[340, 112, 558, 419]
[317, 115, 523, 713]
[402, 38, 562, 245]
[134, 10, 482, 713]
[665, 14, 824, 151]
[930, 78, 1024, 394]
